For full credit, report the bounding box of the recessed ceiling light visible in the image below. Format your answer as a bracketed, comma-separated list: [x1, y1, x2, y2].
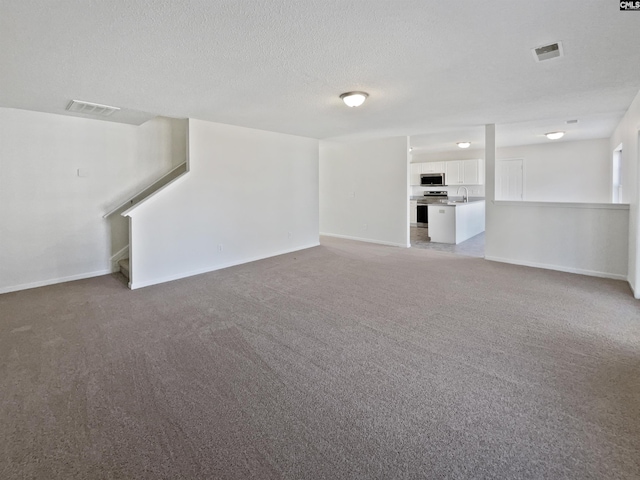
[545, 131, 565, 140]
[457, 142, 471, 149]
[340, 91, 369, 108]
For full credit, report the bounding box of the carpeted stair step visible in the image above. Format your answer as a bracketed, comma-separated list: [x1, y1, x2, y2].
[118, 258, 130, 280]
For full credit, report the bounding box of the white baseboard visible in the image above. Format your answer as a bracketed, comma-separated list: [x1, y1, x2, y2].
[484, 255, 627, 281]
[129, 242, 321, 290]
[320, 232, 410, 248]
[0, 269, 112, 295]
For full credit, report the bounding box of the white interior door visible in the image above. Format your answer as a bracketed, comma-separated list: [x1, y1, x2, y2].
[496, 159, 523, 200]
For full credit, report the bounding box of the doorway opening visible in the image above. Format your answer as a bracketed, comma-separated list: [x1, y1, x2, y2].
[496, 159, 524, 201]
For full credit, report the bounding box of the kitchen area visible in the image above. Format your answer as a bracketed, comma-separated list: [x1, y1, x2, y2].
[410, 158, 485, 255]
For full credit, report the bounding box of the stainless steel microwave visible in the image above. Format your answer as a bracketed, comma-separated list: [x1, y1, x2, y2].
[420, 173, 446, 186]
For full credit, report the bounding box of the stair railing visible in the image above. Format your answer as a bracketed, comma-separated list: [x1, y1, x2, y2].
[103, 161, 187, 218]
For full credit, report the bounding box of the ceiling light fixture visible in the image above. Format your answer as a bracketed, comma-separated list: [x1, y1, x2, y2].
[340, 91, 369, 107]
[457, 142, 471, 149]
[545, 131, 565, 140]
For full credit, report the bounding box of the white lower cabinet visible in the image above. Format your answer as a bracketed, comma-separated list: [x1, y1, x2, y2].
[410, 200, 417, 224]
[428, 201, 485, 244]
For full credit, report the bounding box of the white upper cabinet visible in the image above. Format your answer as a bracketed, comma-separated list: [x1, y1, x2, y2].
[422, 161, 445, 174]
[410, 163, 423, 185]
[410, 162, 445, 185]
[447, 159, 483, 185]
[410, 159, 483, 186]
[446, 161, 463, 185]
[462, 159, 481, 185]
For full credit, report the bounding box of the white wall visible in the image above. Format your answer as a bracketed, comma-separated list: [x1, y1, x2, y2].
[484, 125, 629, 282]
[319, 136, 410, 247]
[485, 202, 629, 280]
[497, 139, 610, 203]
[412, 149, 485, 163]
[106, 116, 187, 263]
[125, 119, 319, 289]
[0, 108, 185, 293]
[411, 138, 610, 202]
[610, 88, 640, 298]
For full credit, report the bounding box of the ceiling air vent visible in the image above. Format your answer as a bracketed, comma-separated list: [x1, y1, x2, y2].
[532, 42, 563, 62]
[66, 100, 120, 117]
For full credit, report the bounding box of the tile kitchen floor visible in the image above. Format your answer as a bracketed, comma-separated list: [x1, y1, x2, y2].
[410, 226, 485, 258]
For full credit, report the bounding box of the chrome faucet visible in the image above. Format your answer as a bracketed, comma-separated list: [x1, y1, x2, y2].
[457, 186, 469, 203]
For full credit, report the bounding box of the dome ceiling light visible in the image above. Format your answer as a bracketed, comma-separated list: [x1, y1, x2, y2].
[545, 131, 565, 140]
[457, 142, 471, 149]
[340, 91, 369, 107]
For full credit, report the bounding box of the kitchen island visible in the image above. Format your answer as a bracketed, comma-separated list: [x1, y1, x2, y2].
[427, 200, 485, 244]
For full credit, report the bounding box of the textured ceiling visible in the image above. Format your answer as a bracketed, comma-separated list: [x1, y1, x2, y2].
[410, 112, 623, 153]
[1, 1, 639, 146]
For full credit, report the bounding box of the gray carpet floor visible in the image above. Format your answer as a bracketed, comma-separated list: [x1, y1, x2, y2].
[1, 236, 639, 479]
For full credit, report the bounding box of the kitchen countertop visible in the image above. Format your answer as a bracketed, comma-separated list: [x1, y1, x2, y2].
[437, 199, 486, 206]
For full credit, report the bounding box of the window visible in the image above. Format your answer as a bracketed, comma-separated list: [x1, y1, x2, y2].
[612, 145, 622, 203]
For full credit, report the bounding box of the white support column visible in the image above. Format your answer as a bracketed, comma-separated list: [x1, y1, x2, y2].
[405, 135, 411, 248]
[484, 124, 496, 257]
[485, 124, 496, 202]
[635, 130, 640, 298]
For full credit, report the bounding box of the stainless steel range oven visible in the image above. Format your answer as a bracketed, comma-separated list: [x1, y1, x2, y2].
[416, 191, 448, 227]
